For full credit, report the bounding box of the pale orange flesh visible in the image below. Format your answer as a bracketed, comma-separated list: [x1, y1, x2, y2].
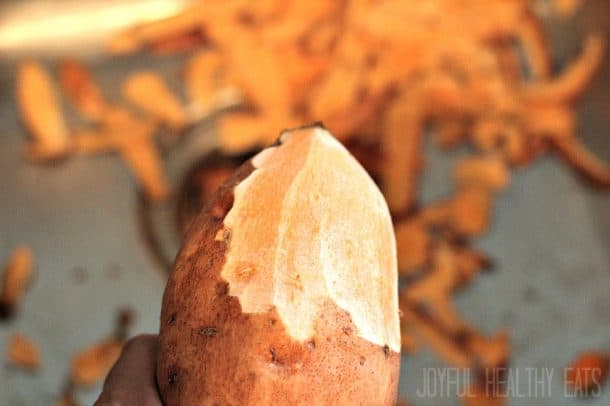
[221, 126, 400, 351]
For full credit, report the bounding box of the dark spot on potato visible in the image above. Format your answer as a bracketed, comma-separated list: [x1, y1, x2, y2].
[359, 356, 366, 366]
[199, 326, 218, 337]
[168, 372, 178, 384]
[307, 340, 316, 350]
[167, 313, 176, 325]
[383, 344, 390, 357]
[209, 191, 235, 222]
[342, 326, 353, 335]
[269, 318, 276, 326]
[215, 282, 229, 297]
[269, 347, 277, 363]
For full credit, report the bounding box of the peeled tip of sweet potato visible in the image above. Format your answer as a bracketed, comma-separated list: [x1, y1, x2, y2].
[158, 124, 401, 405]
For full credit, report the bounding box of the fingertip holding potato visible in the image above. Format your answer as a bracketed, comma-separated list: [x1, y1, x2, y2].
[158, 124, 401, 405]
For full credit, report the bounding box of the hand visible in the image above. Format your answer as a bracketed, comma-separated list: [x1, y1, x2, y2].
[95, 334, 162, 406]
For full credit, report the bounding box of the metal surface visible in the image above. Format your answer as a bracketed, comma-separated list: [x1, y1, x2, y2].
[0, 2, 608, 405]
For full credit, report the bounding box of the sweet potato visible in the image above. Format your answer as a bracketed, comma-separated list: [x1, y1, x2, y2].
[158, 125, 400, 405]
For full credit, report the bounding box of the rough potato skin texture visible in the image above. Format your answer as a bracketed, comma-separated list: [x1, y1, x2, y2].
[157, 157, 400, 405]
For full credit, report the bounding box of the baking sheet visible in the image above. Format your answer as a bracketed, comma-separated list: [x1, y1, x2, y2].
[0, 1, 609, 405]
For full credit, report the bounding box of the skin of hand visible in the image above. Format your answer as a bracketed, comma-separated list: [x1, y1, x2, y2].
[95, 334, 163, 406]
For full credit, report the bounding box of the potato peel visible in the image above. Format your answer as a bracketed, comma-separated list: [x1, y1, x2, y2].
[58, 59, 108, 121]
[522, 35, 605, 104]
[564, 351, 609, 394]
[70, 338, 122, 387]
[450, 187, 494, 238]
[54, 64, 171, 202]
[516, 11, 552, 80]
[552, 136, 610, 187]
[118, 133, 170, 201]
[16, 61, 70, 161]
[122, 71, 188, 130]
[7, 333, 41, 371]
[0, 246, 34, 319]
[455, 156, 510, 192]
[395, 219, 430, 275]
[70, 308, 134, 387]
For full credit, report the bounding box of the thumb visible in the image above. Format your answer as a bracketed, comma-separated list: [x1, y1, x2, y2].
[95, 334, 162, 406]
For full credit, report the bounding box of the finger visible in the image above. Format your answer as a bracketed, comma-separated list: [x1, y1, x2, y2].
[95, 334, 162, 406]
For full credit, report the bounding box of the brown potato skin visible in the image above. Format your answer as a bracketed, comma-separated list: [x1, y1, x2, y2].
[157, 161, 400, 405]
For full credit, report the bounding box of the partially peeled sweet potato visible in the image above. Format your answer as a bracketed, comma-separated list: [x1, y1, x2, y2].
[158, 125, 401, 405]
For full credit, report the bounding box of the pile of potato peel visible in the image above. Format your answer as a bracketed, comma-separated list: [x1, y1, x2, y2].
[12, 0, 610, 403]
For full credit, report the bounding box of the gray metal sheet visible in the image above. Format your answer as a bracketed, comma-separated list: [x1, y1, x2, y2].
[0, 1, 608, 405]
